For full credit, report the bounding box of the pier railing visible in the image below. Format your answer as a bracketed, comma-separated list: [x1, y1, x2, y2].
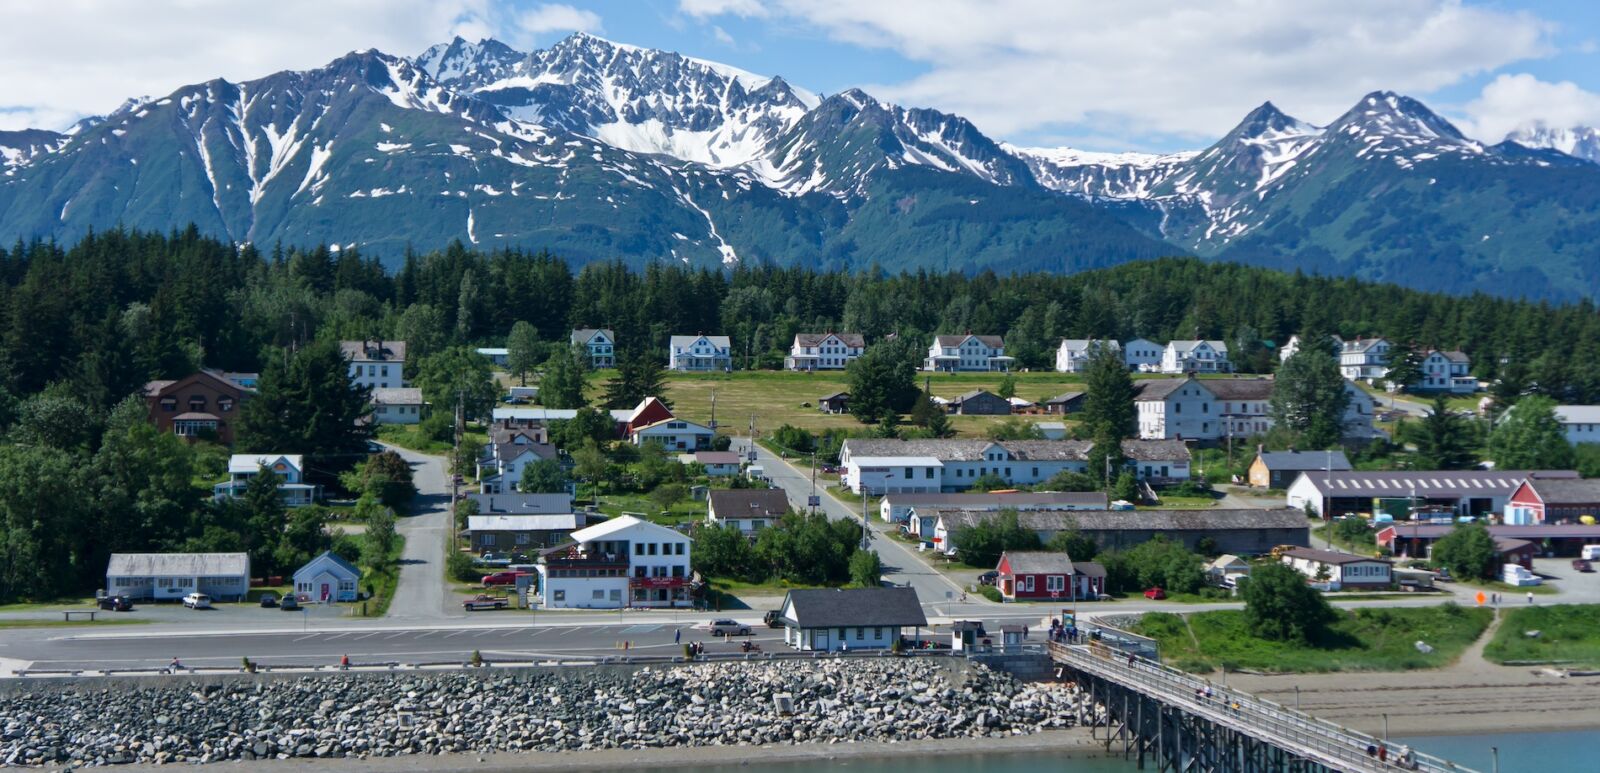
[1050, 641, 1475, 773]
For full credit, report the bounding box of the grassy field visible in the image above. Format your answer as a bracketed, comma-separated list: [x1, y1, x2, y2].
[361, 535, 406, 618]
[377, 424, 488, 455]
[1484, 605, 1600, 666]
[597, 494, 705, 526]
[0, 596, 99, 612]
[0, 618, 151, 630]
[1131, 605, 1494, 674]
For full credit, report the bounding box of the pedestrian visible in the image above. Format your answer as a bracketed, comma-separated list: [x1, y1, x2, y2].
[1023, 624, 1029, 638]
[1528, 591, 1534, 604]
[674, 628, 681, 644]
[339, 654, 350, 670]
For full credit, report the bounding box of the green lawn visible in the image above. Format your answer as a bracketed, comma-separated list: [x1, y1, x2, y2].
[0, 596, 98, 612]
[597, 494, 705, 526]
[360, 535, 406, 618]
[377, 424, 488, 455]
[1144, 495, 1220, 509]
[0, 618, 151, 630]
[1131, 605, 1494, 674]
[1484, 605, 1600, 666]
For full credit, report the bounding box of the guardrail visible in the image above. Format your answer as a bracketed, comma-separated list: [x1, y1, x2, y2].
[1051, 642, 1473, 773]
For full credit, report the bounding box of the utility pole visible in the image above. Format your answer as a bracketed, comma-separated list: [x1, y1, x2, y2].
[709, 390, 717, 431]
[451, 388, 463, 551]
[809, 451, 817, 516]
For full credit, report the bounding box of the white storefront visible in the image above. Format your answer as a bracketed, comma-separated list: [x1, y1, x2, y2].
[536, 516, 693, 609]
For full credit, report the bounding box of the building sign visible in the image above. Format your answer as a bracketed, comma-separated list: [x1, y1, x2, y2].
[630, 577, 689, 589]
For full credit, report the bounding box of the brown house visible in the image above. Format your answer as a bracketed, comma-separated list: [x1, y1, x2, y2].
[143, 370, 254, 445]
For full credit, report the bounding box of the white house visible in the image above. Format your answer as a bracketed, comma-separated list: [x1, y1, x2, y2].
[786, 332, 865, 371]
[340, 340, 406, 390]
[923, 334, 1014, 372]
[668, 334, 732, 371]
[370, 387, 426, 425]
[1122, 338, 1164, 372]
[1281, 334, 1342, 363]
[1135, 377, 1220, 440]
[1554, 405, 1600, 445]
[1338, 338, 1390, 383]
[681, 450, 740, 476]
[779, 587, 927, 652]
[536, 515, 692, 609]
[1205, 554, 1251, 587]
[839, 438, 1190, 494]
[476, 430, 561, 494]
[1281, 548, 1392, 590]
[1136, 377, 1377, 441]
[292, 551, 361, 603]
[707, 488, 791, 533]
[571, 329, 616, 369]
[475, 347, 510, 367]
[879, 491, 1109, 524]
[1054, 339, 1119, 373]
[106, 553, 250, 602]
[1418, 350, 1475, 393]
[1160, 340, 1232, 374]
[214, 454, 316, 506]
[632, 417, 714, 451]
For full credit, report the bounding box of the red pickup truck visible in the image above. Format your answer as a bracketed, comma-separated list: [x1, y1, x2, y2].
[481, 571, 531, 588]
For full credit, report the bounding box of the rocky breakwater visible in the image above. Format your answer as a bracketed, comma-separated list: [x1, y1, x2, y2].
[0, 658, 1080, 767]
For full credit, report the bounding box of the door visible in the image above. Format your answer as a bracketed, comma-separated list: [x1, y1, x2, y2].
[813, 629, 829, 651]
[320, 583, 331, 602]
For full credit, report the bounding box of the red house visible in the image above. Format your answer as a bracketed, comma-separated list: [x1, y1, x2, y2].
[996, 551, 1105, 602]
[620, 397, 676, 437]
[142, 370, 254, 445]
[1505, 478, 1600, 525]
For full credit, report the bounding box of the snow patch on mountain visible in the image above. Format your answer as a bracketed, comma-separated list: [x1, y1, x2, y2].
[1505, 122, 1600, 164]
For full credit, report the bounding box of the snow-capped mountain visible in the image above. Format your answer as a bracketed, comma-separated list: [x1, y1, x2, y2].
[1504, 123, 1600, 164]
[0, 129, 68, 170]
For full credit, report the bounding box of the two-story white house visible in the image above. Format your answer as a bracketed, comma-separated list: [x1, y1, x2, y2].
[214, 454, 316, 506]
[370, 387, 426, 425]
[631, 417, 715, 451]
[1338, 338, 1390, 383]
[1136, 376, 1380, 441]
[570, 329, 616, 369]
[668, 335, 732, 371]
[1160, 340, 1232, 374]
[923, 334, 1014, 372]
[1054, 339, 1120, 373]
[1554, 405, 1600, 446]
[1123, 338, 1164, 372]
[1418, 350, 1475, 393]
[340, 340, 406, 390]
[536, 515, 692, 609]
[838, 438, 1192, 494]
[786, 333, 865, 371]
[477, 429, 562, 494]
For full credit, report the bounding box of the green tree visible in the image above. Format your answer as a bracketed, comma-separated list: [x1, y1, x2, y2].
[1413, 395, 1478, 470]
[986, 417, 1044, 441]
[1384, 341, 1424, 392]
[1109, 470, 1138, 502]
[237, 341, 374, 476]
[0, 444, 87, 600]
[650, 483, 689, 513]
[12, 391, 100, 452]
[539, 346, 589, 409]
[1241, 562, 1337, 643]
[1271, 341, 1350, 448]
[506, 320, 542, 386]
[571, 439, 611, 494]
[548, 407, 618, 450]
[952, 509, 1041, 568]
[1041, 470, 1099, 492]
[1489, 395, 1575, 470]
[395, 303, 448, 370]
[1046, 530, 1099, 561]
[413, 346, 498, 422]
[1431, 523, 1499, 580]
[341, 450, 417, 508]
[849, 550, 883, 587]
[692, 523, 755, 580]
[1081, 344, 1136, 439]
[996, 372, 1018, 400]
[518, 458, 571, 494]
[846, 341, 918, 423]
[600, 349, 671, 410]
[239, 463, 290, 574]
[359, 496, 399, 569]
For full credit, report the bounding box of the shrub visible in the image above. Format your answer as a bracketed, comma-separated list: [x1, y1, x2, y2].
[447, 550, 482, 583]
[977, 585, 1003, 602]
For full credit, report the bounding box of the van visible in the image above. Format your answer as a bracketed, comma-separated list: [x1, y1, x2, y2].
[1581, 545, 1600, 561]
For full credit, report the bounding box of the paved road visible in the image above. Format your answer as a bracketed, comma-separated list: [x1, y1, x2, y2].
[383, 444, 461, 621]
[737, 438, 973, 606]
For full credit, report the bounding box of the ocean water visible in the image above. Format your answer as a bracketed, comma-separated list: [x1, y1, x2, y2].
[627, 730, 1593, 773]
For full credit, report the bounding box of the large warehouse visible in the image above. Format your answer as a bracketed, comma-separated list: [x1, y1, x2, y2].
[932, 508, 1309, 556]
[1286, 470, 1579, 519]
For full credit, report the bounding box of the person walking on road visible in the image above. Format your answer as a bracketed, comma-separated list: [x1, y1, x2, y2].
[1528, 591, 1535, 604]
[674, 628, 681, 644]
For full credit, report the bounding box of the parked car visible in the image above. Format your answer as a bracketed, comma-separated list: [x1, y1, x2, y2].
[763, 610, 783, 628]
[697, 618, 752, 636]
[1572, 559, 1594, 573]
[819, 465, 840, 474]
[477, 552, 513, 567]
[182, 593, 213, 609]
[463, 594, 509, 611]
[280, 594, 301, 611]
[258, 594, 279, 608]
[482, 571, 530, 588]
[98, 595, 133, 612]
[504, 396, 526, 405]
[365, 440, 385, 454]
[977, 570, 999, 586]
[1143, 587, 1166, 600]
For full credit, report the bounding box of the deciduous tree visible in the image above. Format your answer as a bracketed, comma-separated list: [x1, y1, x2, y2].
[1271, 341, 1350, 448]
[1241, 562, 1336, 643]
[1489, 395, 1575, 470]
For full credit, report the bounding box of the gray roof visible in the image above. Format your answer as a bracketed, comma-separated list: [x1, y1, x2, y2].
[1298, 470, 1577, 498]
[794, 332, 865, 348]
[1380, 523, 1600, 540]
[939, 508, 1307, 532]
[571, 328, 615, 345]
[1122, 439, 1192, 462]
[951, 389, 1004, 404]
[1554, 405, 1600, 425]
[371, 387, 424, 406]
[296, 550, 361, 580]
[1204, 379, 1275, 401]
[782, 587, 927, 628]
[1255, 450, 1352, 472]
[1342, 338, 1387, 354]
[339, 340, 406, 362]
[468, 514, 582, 532]
[1284, 547, 1391, 565]
[1167, 340, 1228, 354]
[107, 553, 249, 577]
[845, 437, 1183, 464]
[887, 491, 1108, 509]
[493, 438, 558, 465]
[1133, 378, 1206, 402]
[710, 489, 791, 519]
[1043, 391, 1085, 405]
[1001, 551, 1075, 574]
[1433, 350, 1470, 364]
[934, 334, 1004, 348]
[464, 493, 574, 515]
[670, 334, 730, 349]
[1523, 477, 1600, 504]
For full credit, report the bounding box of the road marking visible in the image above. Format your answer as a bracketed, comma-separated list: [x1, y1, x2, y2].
[498, 629, 520, 637]
[384, 631, 409, 640]
[353, 632, 382, 640]
[525, 628, 549, 637]
[292, 634, 319, 642]
[621, 624, 660, 634]
[557, 627, 582, 636]
[326, 632, 353, 640]
[444, 630, 470, 639]
[415, 631, 441, 639]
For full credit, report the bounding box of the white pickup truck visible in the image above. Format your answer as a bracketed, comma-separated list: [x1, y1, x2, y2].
[462, 594, 510, 611]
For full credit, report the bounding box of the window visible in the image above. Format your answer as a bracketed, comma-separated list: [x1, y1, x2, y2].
[593, 589, 605, 600]
[874, 627, 884, 640]
[610, 589, 621, 601]
[159, 397, 177, 412]
[1175, 403, 1182, 414]
[218, 397, 234, 412]
[553, 590, 565, 602]
[675, 543, 685, 555]
[838, 627, 847, 639]
[855, 627, 865, 639]
[648, 543, 658, 556]
[634, 543, 644, 556]
[1023, 576, 1035, 592]
[926, 468, 934, 479]
[188, 395, 207, 412]
[1047, 575, 1066, 592]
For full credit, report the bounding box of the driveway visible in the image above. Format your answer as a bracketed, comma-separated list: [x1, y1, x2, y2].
[381, 444, 462, 621]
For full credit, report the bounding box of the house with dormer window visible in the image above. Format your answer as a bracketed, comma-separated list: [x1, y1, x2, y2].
[1054, 339, 1120, 373]
[1338, 338, 1390, 383]
[214, 454, 317, 506]
[571, 328, 617, 369]
[786, 332, 865, 371]
[667, 334, 732, 371]
[340, 340, 406, 389]
[1417, 350, 1475, 393]
[1160, 340, 1232, 374]
[143, 370, 253, 444]
[923, 334, 1013, 372]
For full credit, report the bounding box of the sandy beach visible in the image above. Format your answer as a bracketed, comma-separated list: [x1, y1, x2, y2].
[125, 730, 1109, 772]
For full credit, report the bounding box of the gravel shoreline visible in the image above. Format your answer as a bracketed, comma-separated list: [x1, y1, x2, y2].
[1, 658, 1090, 768]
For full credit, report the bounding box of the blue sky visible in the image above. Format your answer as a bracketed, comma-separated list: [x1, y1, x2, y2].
[4, 1, 1600, 152]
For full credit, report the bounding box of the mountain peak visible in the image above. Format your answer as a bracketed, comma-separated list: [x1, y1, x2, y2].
[1225, 100, 1318, 143]
[1333, 90, 1467, 143]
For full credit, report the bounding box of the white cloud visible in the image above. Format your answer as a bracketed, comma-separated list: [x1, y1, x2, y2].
[0, 0, 498, 131]
[711, 25, 737, 46]
[683, 0, 1555, 146]
[1460, 73, 1600, 141]
[515, 3, 602, 35]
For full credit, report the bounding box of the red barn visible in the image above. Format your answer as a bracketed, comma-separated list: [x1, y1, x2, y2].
[1505, 478, 1600, 525]
[996, 551, 1105, 602]
[620, 397, 676, 437]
